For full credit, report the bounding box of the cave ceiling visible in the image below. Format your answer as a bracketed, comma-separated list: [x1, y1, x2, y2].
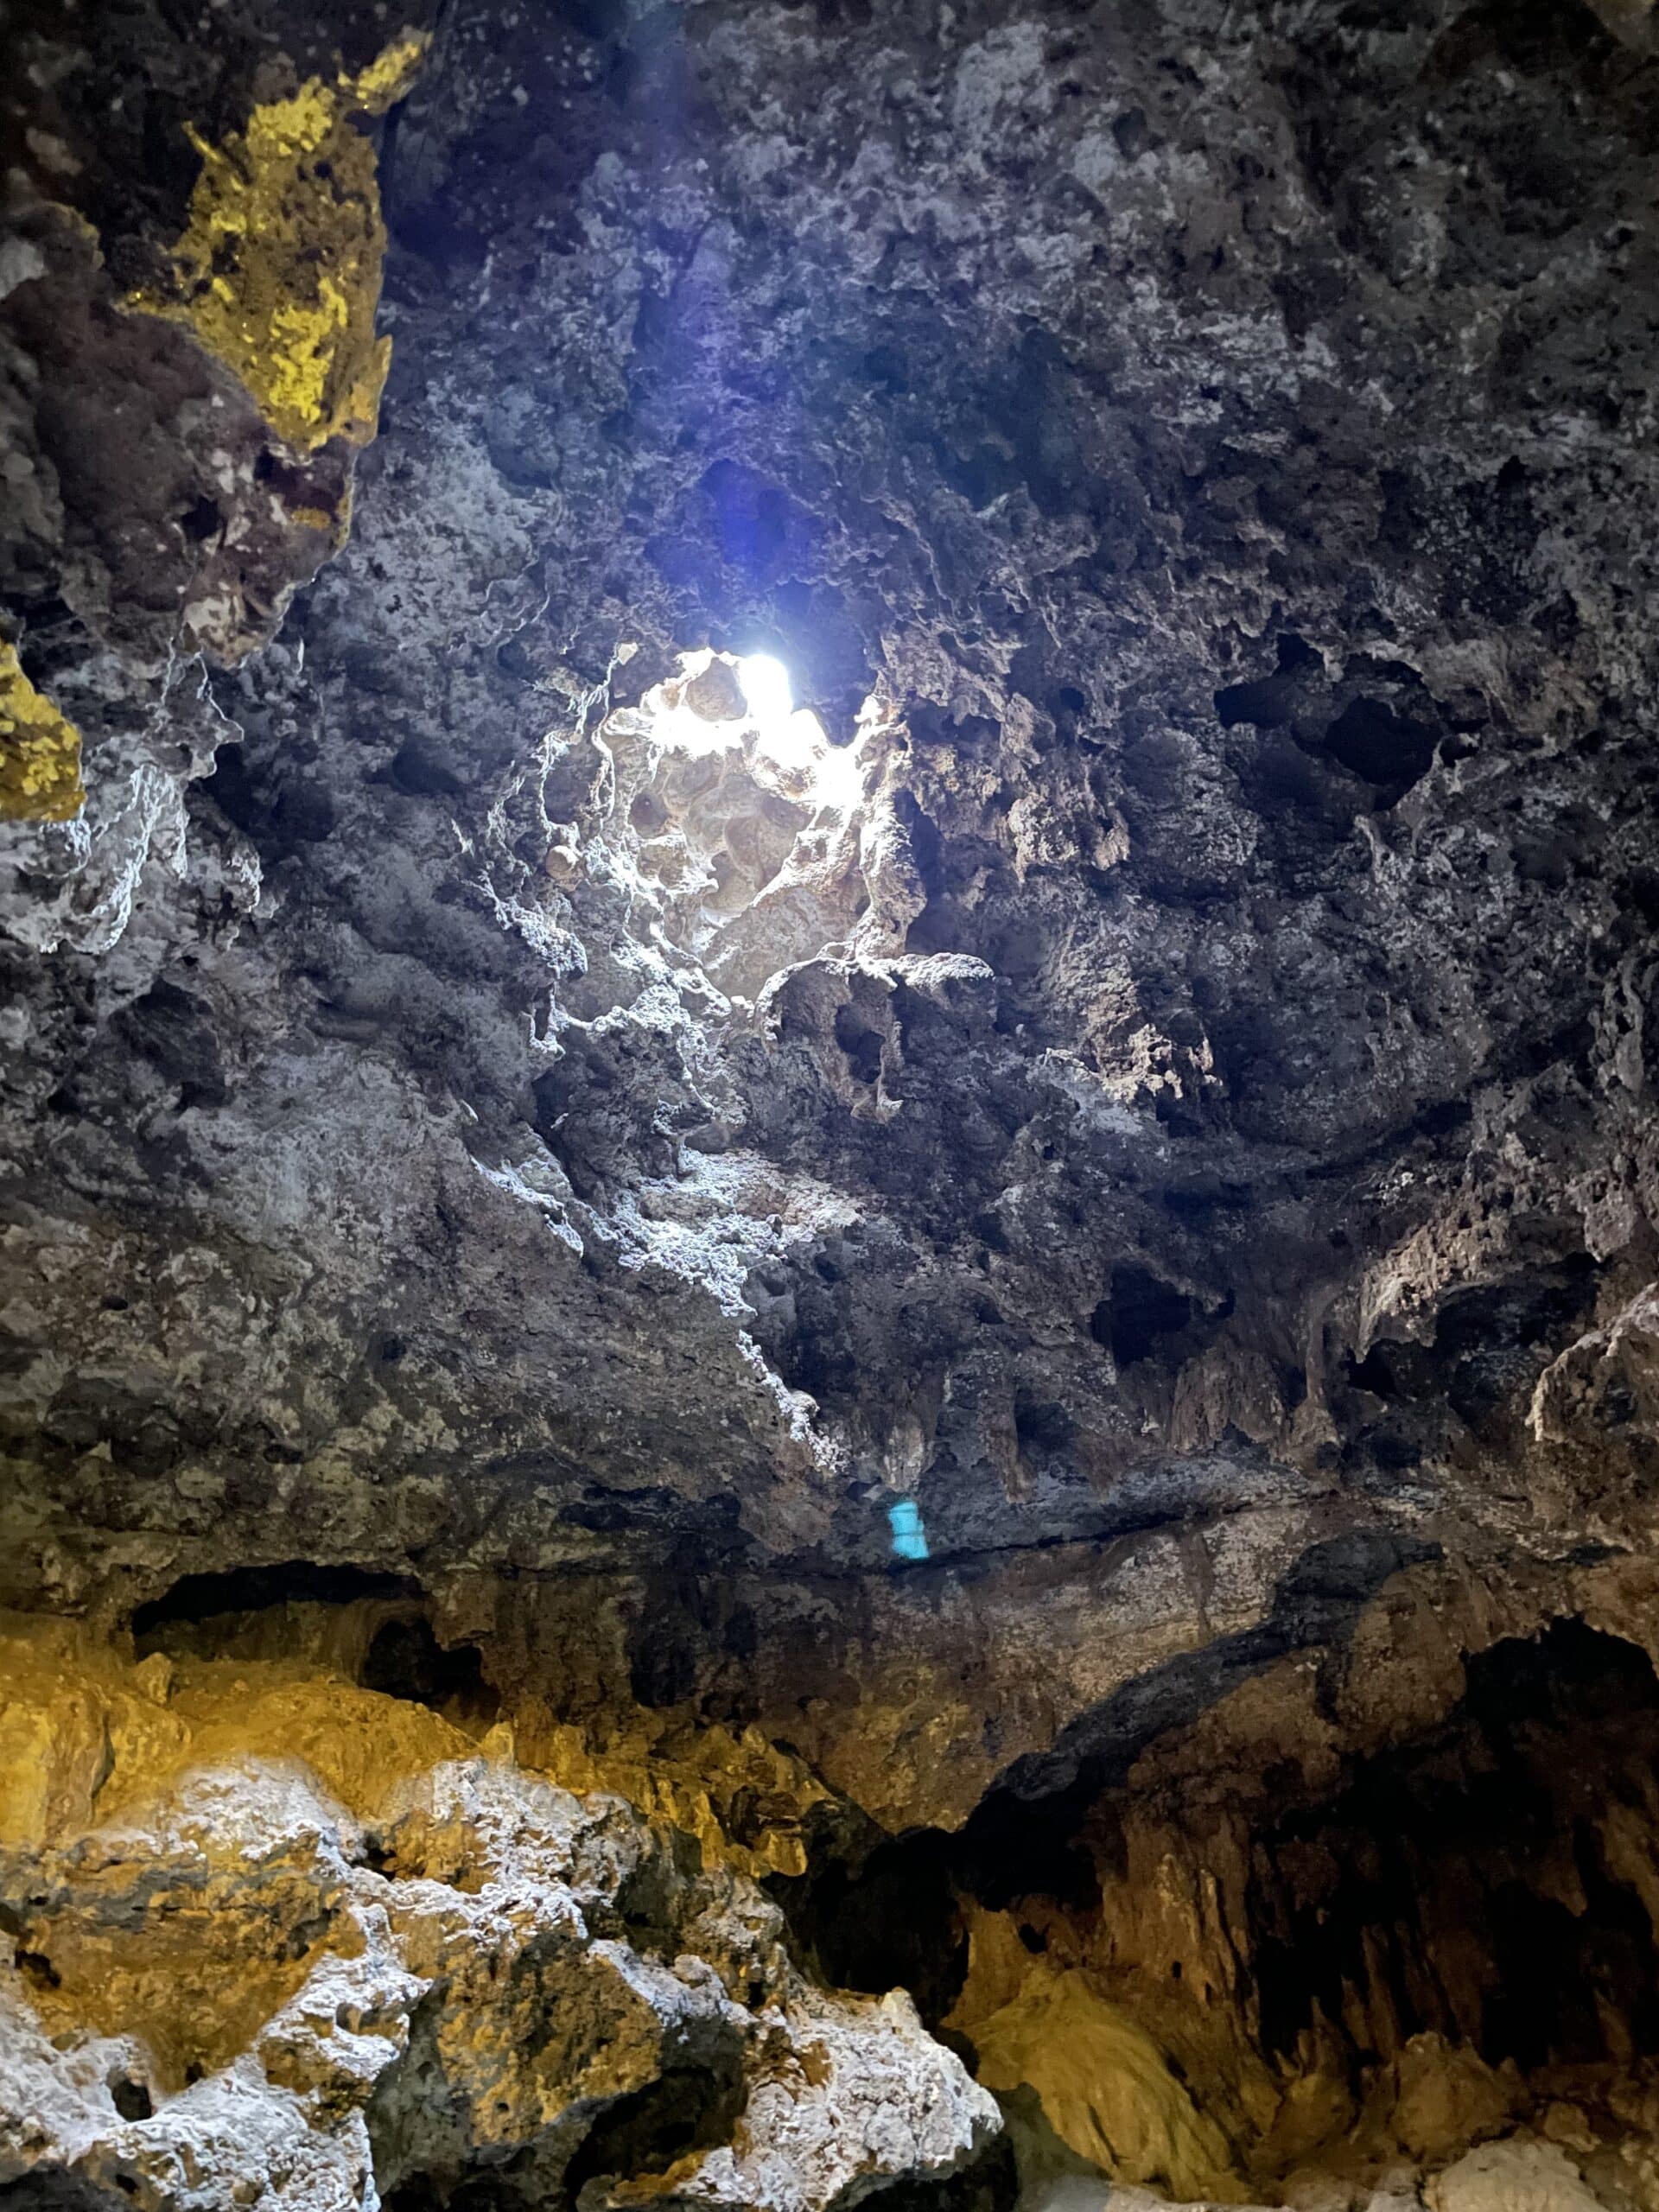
[3, 0, 1659, 1834]
[12, 0, 1659, 2204]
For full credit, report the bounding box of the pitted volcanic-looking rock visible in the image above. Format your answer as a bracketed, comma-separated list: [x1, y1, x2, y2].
[6, 0, 1659, 2207]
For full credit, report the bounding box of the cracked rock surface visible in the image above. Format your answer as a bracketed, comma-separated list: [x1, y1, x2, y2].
[3, 0, 1657, 1641]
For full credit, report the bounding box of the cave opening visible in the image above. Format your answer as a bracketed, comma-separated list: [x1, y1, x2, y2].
[577, 644, 876, 1007]
[128, 1561, 499, 1732]
[359, 1615, 501, 1731]
[638, 645, 870, 808]
[130, 1560, 420, 1647]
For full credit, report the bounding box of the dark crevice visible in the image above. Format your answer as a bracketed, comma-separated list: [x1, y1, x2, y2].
[107, 2078, 153, 2123]
[1321, 695, 1439, 800]
[360, 1618, 500, 1728]
[130, 1562, 419, 1646]
[772, 1821, 969, 2022]
[562, 2041, 747, 2199]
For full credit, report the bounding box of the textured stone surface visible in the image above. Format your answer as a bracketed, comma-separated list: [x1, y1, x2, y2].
[0, 1622, 996, 2212]
[0, 0, 1655, 1595]
[2, 0, 1657, 1707]
[6, 0, 1659, 2205]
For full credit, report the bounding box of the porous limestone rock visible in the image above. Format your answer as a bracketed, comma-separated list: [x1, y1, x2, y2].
[5, 0, 1659, 2205]
[5, 0, 1659, 1693]
[0, 1627, 998, 2212]
[1427, 2145, 1606, 2212]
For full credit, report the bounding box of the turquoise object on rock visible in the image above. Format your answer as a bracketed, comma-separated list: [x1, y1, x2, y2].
[887, 1497, 929, 1561]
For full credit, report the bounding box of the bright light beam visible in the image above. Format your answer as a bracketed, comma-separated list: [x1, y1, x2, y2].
[737, 653, 794, 728]
[721, 653, 863, 808]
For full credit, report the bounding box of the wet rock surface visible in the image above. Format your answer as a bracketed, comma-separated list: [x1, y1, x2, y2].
[5, 0, 1659, 2205]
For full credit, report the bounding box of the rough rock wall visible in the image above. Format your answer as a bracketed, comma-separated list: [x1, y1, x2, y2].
[6, 0, 1659, 1645]
[0, 1618, 995, 2212]
[750, 1614, 1659, 2212]
[6, 0, 1659, 2205]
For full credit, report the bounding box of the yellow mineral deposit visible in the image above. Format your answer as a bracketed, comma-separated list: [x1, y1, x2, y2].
[0, 641, 84, 823]
[0, 1610, 827, 1881]
[128, 35, 429, 454]
[955, 1948, 1248, 2202]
